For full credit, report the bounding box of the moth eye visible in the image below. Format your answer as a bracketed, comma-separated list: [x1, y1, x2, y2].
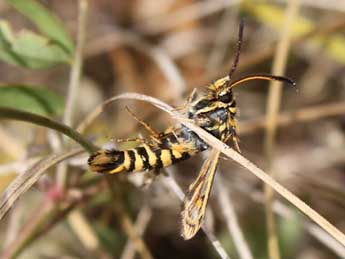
[219, 93, 232, 103]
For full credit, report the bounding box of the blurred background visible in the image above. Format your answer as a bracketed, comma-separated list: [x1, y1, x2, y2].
[0, 0, 344, 258]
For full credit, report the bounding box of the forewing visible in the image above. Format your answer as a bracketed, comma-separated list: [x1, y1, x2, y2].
[181, 149, 221, 239]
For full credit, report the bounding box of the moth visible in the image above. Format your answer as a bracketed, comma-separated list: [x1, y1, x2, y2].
[88, 21, 295, 239]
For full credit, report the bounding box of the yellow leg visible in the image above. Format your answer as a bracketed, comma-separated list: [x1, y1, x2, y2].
[125, 106, 161, 141]
[176, 88, 197, 112]
[232, 136, 241, 153]
[116, 137, 150, 145]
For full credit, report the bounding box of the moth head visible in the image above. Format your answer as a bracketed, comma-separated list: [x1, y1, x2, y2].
[217, 85, 233, 103]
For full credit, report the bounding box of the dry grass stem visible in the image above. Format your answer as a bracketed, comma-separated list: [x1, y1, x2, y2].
[0, 147, 84, 220]
[57, 0, 88, 188]
[67, 211, 100, 251]
[120, 206, 152, 259]
[215, 176, 254, 259]
[237, 185, 345, 258]
[63, 0, 88, 128]
[106, 178, 153, 259]
[163, 168, 231, 259]
[264, 1, 300, 258]
[240, 101, 345, 135]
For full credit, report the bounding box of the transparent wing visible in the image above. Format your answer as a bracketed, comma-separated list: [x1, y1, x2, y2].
[181, 148, 221, 240]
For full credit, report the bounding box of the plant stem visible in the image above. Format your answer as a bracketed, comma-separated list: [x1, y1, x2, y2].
[0, 107, 97, 153]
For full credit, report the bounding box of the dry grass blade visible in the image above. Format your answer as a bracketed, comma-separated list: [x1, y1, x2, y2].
[0, 147, 84, 220]
[163, 169, 231, 259]
[106, 178, 153, 259]
[77, 93, 175, 133]
[64, 0, 88, 128]
[264, 1, 300, 258]
[240, 101, 345, 135]
[103, 92, 345, 247]
[120, 206, 152, 259]
[215, 176, 253, 259]
[58, 0, 88, 189]
[234, 183, 345, 258]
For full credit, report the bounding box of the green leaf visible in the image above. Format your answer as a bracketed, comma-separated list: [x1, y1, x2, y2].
[6, 0, 74, 54]
[0, 20, 70, 68]
[0, 85, 64, 116]
[0, 21, 26, 66]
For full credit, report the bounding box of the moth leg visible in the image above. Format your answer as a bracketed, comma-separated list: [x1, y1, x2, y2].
[186, 88, 198, 103]
[176, 88, 198, 112]
[142, 169, 160, 188]
[125, 106, 162, 144]
[116, 137, 150, 145]
[232, 135, 241, 153]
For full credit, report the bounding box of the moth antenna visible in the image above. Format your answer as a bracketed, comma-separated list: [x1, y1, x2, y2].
[229, 74, 296, 89]
[227, 19, 244, 82]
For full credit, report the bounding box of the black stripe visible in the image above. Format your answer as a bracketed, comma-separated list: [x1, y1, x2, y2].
[209, 128, 221, 139]
[195, 99, 211, 110]
[136, 146, 151, 170]
[127, 150, 136, 172]
[169, 149, 178, 165]
[154, 149, 163, 169]
[180, 152, 190, 161]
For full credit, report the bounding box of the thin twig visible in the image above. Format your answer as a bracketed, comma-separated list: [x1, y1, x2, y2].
[63, 0, 88, 128]
[106, 177, 153, 259]
[163, 168, 231, 259]
[68, 210, 100, 251]
[0, 107, 97, 153]
[2, 199, 54, 259]
[0, 147, 84, 220]
[57, 0, 88, 188]
[240, 101, 345, 135]
[234, 183, 345, 259]
[215, 176, 254, 259]
[263, 1, 300, 258]
[120, 206, 152, 259]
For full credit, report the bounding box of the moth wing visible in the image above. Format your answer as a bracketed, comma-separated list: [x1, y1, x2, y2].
[181, 149, 220, 239]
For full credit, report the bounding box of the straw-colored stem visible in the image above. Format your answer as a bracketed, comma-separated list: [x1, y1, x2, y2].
[57, 0, 88, 188]
[263, 1, 300, 258]
[0, 108, 96, 153]
[106, 177, 153, 259]
[120, 206, 152, 259]
[215, 176, 253, 259]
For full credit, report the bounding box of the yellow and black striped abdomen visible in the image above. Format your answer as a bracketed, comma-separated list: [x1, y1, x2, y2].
[88, 143, 193, 174]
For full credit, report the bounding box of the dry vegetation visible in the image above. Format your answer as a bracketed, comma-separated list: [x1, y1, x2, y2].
[0, 0, 345, 258]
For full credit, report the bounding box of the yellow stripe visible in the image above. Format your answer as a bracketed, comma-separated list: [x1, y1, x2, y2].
[123, 151, 131, 170]
[133, 149, 144, 172]
[110, 165, 125, 174]
[229, 107, 236, 113]
[160, 149, 172, 167]
[144, 144, 157, 168]
[219, 124, 227, 132]
[172, 149, 182, 159]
